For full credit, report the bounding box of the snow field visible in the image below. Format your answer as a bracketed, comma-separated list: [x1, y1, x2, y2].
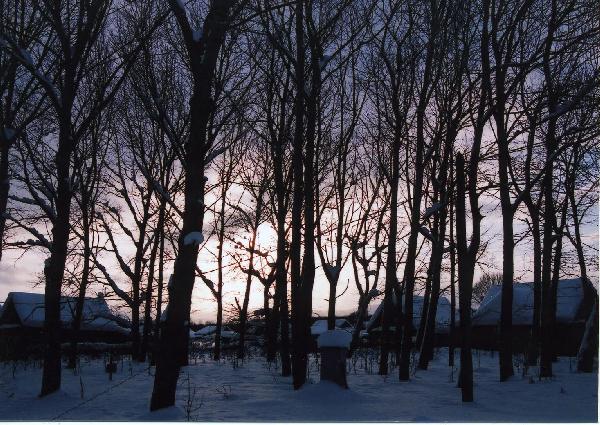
[0, 348, 596, 421]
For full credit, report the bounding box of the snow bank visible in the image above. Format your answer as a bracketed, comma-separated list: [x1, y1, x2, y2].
[317, 330, 352, 348]
[0, 348, 596, 421]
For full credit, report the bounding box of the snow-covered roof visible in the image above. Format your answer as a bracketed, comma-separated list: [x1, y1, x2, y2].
[0, 292, 129, 334]
[195, 325, 217, 335]
[311, 319, 351, 336]
[317, 330, 352, 348]
[472, 278, 587, 326]
[191, 325, 238, 339]
[366, 294, 457, 333]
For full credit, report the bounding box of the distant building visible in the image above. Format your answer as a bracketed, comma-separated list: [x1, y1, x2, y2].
[0, 292, 130, 357]
[191, 325, 238, 341]
[366, 294, 457, 337]
[470, 278, 596, 355]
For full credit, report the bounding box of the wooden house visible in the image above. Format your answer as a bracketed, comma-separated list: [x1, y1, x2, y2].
[470, 277, 597, 356]
[0, 292, 130, 358]
[365, 294, 457, 346]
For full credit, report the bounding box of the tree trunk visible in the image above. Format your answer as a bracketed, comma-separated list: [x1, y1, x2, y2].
[577, 298, 598, 373]
[266, 286, 278, 362]
[569, 148, 597, 373]
[238, 206, 260, 359]
[40, 118, 75, 397]
[141, 226, 160, 362]
[455, 153, 473, 402]
[214, 296, 223, 361]
[67, 205, 92, 370]
[131, 281, 141, 361]
[398, 2, 436, 379]
[548, 198, 568, 363]
[348, 293, 368, 357]
[271, 104, 291, 374]
[0, 133, 12, 262]
[418, 241, 444, 369]
[448, 160, 456, 368]
[150, 103, 207, 408]
[129, 199, 154, 362]
[540, 2, 559, 376]
[416, 269, 432, 350]
[214, 166, 228, 362]
[380, 102, 401, 374]
[398, 89, 427, 382]
[495, 87, 515, 381]
[290, 0, 306, 390]
[279, 278, 291, 376]
[526, 209, 541, 366]
[419, 134, 451, 369]
[150, 0, 232, 409]
[152, 205, 166, 366]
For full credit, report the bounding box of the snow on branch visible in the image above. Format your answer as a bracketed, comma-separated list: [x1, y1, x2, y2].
[419, 226, 434, 242]
[9, 194, 56, 221]
[323, 263, 341, 281]
[422, 202, 444, 220]
[169, 0, 203, 47]
[2, 128, 15, 142]
[196, 267, 217, 296]
[92, 254, 134, 306]
[0, 35, 61, 108]
[183, 231, 204, 246]
[3, 212, 51, 249]
[204, 145, 228, 165]
[367, 288, 381, 298]
[137, 162, 184, 218]
[319, 54, 332, 70]
[192, 26, 203, 42]
[175, 0, 188, 12]
[543, 69, 600, 121]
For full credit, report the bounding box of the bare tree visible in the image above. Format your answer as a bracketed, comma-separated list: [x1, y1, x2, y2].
[472, 273, 503, 305]
[455, 152, 473, 402]
[0, 0, 46, 261]
[1, 0, 155, 395]
[150, 0, 239, 410]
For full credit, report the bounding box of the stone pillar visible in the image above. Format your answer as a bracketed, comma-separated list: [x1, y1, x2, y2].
[317, 330, 352, 388]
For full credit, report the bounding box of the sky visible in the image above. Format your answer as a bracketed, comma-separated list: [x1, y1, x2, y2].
[1, 189, 596, 324]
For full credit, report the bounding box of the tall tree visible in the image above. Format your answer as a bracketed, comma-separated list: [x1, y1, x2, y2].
[150, 0, 238, 410]
[1, 0, 151, 395]
[455, 152, 473, 402]
[0, 0, 46, 261]
[398, 0, 443, 381]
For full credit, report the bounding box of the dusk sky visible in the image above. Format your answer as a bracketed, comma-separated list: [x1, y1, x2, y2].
[2, 192, 596, 323]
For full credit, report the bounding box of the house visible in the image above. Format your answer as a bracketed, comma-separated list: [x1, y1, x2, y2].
[366, 294, 458, 340]
[192, 325, 238, 341]
[0, 292, 130, 358]
[471, 277, 596, 355]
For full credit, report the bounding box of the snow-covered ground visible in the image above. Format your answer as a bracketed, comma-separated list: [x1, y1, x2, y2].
[0, 348, 596, 421]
